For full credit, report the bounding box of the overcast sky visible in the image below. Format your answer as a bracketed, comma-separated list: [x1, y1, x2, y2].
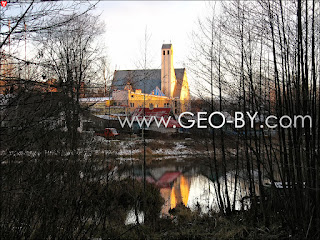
[2, 1, 211, 96]
[96, 1, 206, 71]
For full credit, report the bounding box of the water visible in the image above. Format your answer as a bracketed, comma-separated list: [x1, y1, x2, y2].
[124, 163, 261, 224]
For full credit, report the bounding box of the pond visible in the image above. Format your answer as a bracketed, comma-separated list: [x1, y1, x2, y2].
[124, 163, 262, 225]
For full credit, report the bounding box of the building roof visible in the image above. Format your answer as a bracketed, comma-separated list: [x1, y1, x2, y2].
[79, 97, 111, 102]
[131, 107, 181, 128]
[112, 68, 186, 97]
[113, 69, 161, 94]
[162, 44, 172, 49]
[156, 171, 181, 188]
[132, 107, 171, 119]
[151, 86, 165, 96]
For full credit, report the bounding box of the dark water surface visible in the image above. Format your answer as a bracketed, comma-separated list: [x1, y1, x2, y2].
[123, 162, 262, 224]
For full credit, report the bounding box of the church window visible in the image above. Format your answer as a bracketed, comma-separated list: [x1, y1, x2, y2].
[163, 50, 165, 55]
[167, 50, 169, 55]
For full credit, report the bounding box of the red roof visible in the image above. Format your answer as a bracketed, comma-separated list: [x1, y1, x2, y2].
[132, 107, 170, 117]
[156, 171, 181, 187]
[132, 108, 181, 128]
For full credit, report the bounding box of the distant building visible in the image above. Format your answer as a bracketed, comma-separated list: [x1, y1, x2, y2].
[0, 51, 16, 94]
[111, 44, 190, 114]
[79, 97, 112, 115]
[131, 107, 181, 133]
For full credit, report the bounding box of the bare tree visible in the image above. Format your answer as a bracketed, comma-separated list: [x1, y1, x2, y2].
[35, 13, 105, 149]
[190, 0, 320, 237]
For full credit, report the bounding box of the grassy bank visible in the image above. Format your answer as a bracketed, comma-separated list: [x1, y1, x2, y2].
[102, 204, 296, 240]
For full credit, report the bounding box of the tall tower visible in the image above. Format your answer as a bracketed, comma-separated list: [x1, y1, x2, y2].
[161, 44, 176, 98]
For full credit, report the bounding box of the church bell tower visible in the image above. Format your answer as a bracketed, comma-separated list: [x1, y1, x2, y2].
[161, 44, 176, 98]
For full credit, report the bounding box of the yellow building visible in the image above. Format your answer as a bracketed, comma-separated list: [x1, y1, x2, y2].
[79, 97, 112, 115]
[111, 44, 190, 114]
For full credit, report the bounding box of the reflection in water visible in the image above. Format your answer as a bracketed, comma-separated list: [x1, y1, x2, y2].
[161, 171, 258, 216]
[125, 209, 144, 225]
[170, 187, 177, 209]
[180, 176, 190, 206]
[169, 175, 190, 209]
[162, 174, 216, 215]
[187, 175, 216, 213]
[125, 166, 261, 224]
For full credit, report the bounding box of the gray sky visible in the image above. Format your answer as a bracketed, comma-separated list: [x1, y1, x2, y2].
[1, 1, 211, 95]
[96, 1, 206, 71]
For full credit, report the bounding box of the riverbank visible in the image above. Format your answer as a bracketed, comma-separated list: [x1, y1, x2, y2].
[104, 204, 297, 240]
[93, 134, 240, 164]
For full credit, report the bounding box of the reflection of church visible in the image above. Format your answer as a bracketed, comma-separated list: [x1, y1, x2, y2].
[135, 166, 191, 216]
[158, 174, 191, 216]
[134, 166, 261, 216]
[170, 175, 190, 208]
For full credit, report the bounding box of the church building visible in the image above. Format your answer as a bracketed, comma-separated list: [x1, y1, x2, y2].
[111, 44, 190, 114]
